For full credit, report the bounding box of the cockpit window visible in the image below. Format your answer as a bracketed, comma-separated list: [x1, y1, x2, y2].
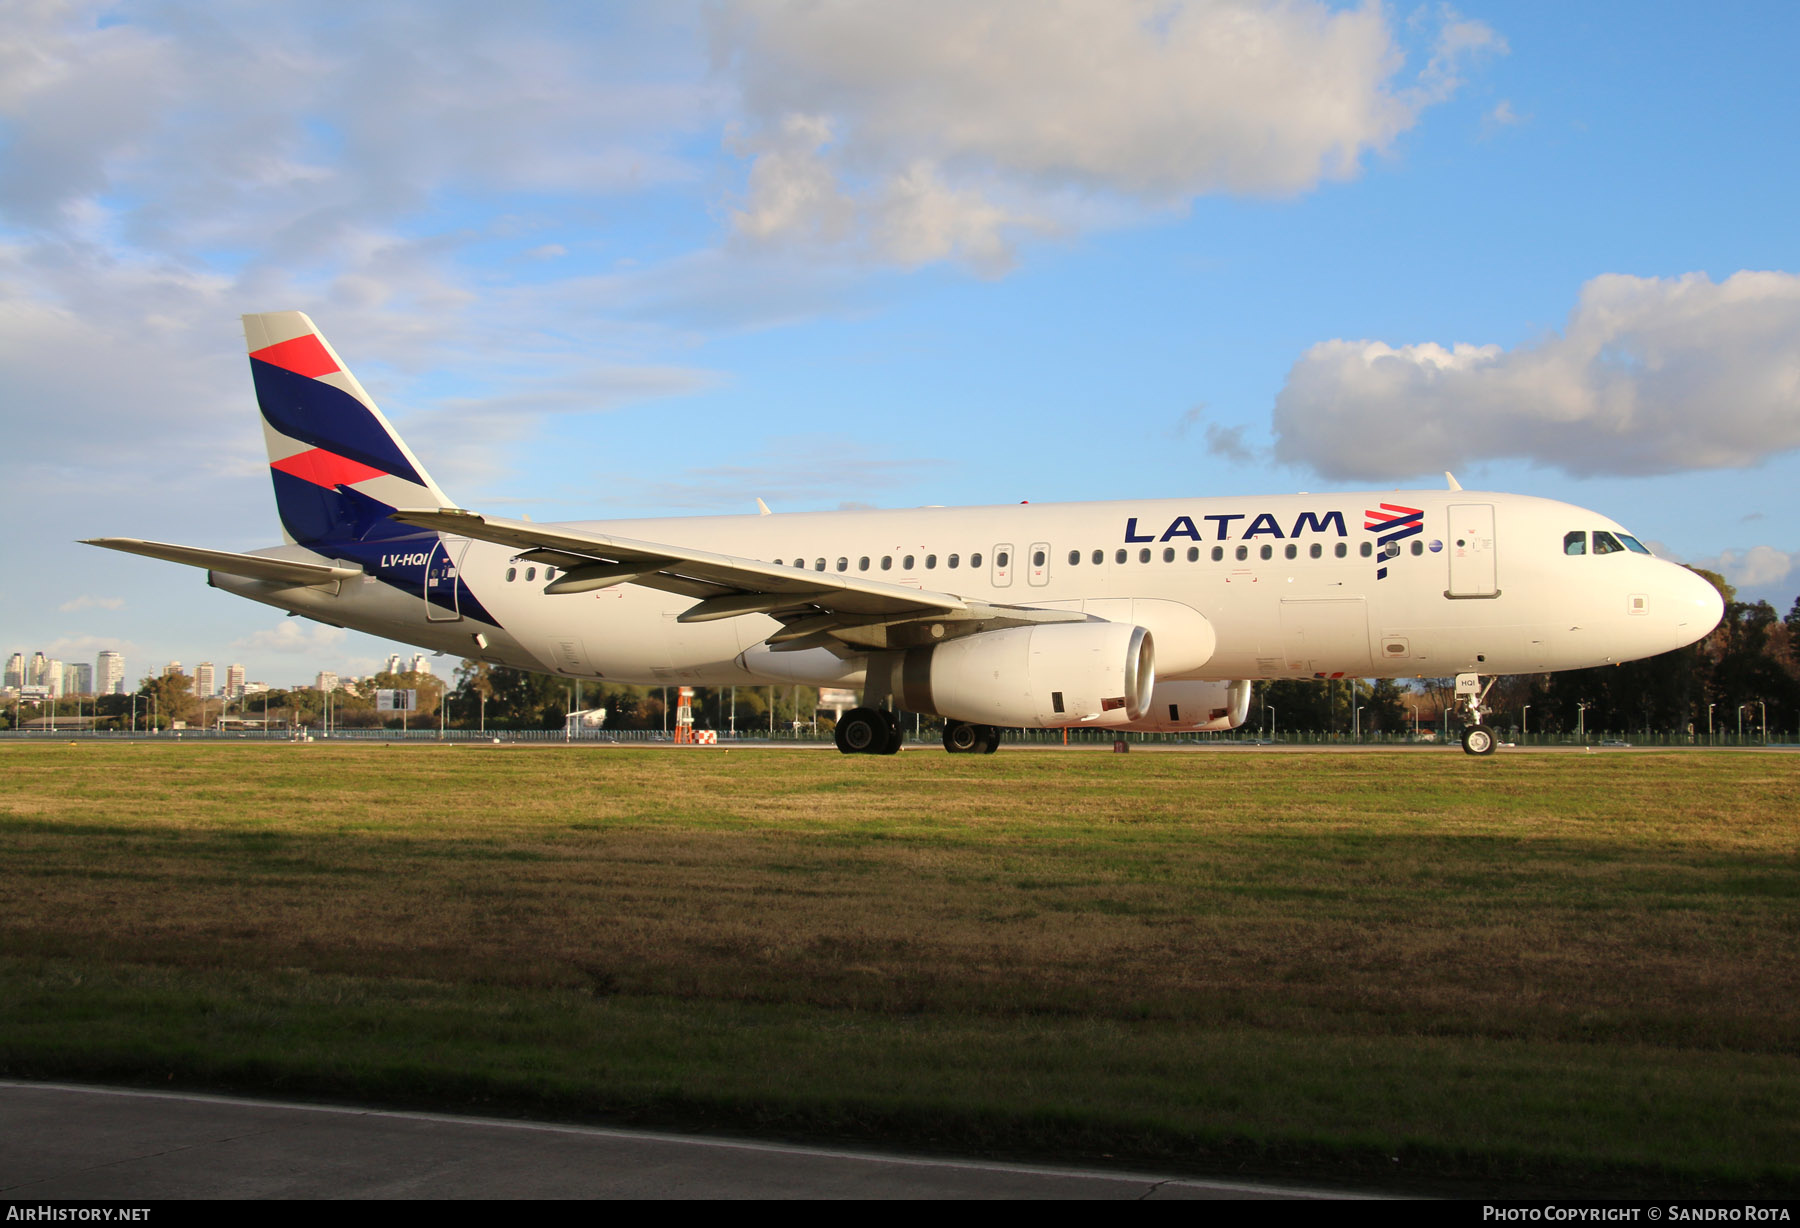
[1564, 531, 1586, 556]
[1619, 535, 1652, 555]
[1593, 531, 1625, 555]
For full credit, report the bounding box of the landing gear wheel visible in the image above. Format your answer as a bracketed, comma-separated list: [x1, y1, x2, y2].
[980, 726, 1001, 754]
[943, 720, 982, 754]
[835, 708, 887, 755]
[879, 710, 903, 755]
[1461, 725, 1497, 756]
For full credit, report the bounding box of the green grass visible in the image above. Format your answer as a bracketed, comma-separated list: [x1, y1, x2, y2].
[2, 742, 1797, 1195]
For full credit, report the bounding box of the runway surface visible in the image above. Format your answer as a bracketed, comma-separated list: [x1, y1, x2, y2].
[1, 1081, 1360, 1200]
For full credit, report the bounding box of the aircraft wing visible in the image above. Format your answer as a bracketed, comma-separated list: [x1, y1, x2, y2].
[389, 507, 1083, 652]
[82, 538, 362, 587]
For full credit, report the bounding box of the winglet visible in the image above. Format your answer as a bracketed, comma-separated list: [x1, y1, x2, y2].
[756, 498, 772, 516]
[1445, 471, 1463, 491]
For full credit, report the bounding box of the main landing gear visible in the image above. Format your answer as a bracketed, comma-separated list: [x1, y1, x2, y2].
[834, 707, 903, 755]
[830, 710, 1002, 756]
[942, 719, 1001, 754]
[1456, 672, 1498, 757]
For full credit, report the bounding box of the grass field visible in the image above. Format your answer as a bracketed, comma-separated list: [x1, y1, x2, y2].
[2, 742, 1796, 1195]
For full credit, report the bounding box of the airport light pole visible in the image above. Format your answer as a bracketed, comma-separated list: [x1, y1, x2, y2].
[1522, 705, 1530, 737]
[1739, 704, 1746, 741]
[1354, 704, 1364, 742]
[1408, 702, 1418, 738]
[1708, 703, 1715, 740]
[1577, 701, 1589, 742]
[1266, 705, 1276, 740]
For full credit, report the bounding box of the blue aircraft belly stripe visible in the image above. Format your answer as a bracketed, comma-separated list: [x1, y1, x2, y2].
[324, 536, 502, 629]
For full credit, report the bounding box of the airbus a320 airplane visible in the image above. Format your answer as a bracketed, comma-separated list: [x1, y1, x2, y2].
[87, 312, 1724, 756]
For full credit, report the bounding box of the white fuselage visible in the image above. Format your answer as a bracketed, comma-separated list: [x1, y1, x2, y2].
[217, 489, 1723, 692]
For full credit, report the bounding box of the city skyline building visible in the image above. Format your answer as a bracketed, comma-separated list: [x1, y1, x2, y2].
[98, 651, 124, 695]
[8, 642, 437, 700]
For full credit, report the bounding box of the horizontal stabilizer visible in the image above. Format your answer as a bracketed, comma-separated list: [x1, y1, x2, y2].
[82, 538, 362, 587]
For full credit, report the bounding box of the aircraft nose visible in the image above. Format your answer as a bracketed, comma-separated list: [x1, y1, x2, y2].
[1668, 564, 1725, 646]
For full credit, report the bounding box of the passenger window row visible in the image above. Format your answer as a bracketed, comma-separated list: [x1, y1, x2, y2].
[503, 536, 1447, 583]
[764, 540, 1404, 572]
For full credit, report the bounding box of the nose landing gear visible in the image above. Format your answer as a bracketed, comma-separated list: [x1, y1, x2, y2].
[1456, 672, 1498, 756]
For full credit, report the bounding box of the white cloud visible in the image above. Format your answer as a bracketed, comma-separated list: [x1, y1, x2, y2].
[231, 622, 348, 656]
[716, 0, 1499, 268]
[1203, 422, 1259, 465]
[57, 595, 124, 613]
[1271, 271, 1800, 480]
[0, 6, 736, 537]
[45, 634, 139, 662]
[1683, 546, 1798, 595]
[0, 4, 706, 253]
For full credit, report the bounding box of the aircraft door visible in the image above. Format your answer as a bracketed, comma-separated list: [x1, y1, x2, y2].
[992, 544, 1014, 588]
[424, 536, 470, 621]
[1027, 542, 1050, 587]
[1446, 504, 1499, 598]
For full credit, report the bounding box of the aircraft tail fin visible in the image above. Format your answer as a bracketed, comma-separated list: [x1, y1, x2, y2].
[244, 312, 453, 546]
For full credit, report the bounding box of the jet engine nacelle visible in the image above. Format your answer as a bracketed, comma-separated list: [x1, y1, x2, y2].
[1116, 678, 1252, 732]
[880, 622, 1155, 729]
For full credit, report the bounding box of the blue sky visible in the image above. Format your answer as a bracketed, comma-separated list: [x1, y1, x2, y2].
[4, 1, 1796, 687]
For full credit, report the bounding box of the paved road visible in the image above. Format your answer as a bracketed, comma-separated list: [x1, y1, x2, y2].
[1, 1082, 1360, 1200]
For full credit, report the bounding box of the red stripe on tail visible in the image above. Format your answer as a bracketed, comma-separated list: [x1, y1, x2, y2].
[250, 334, 339, 379]
[270, 447, 387, 489]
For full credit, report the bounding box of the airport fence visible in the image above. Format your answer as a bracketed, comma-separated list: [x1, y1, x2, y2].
[0, 726, 1788, 748]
